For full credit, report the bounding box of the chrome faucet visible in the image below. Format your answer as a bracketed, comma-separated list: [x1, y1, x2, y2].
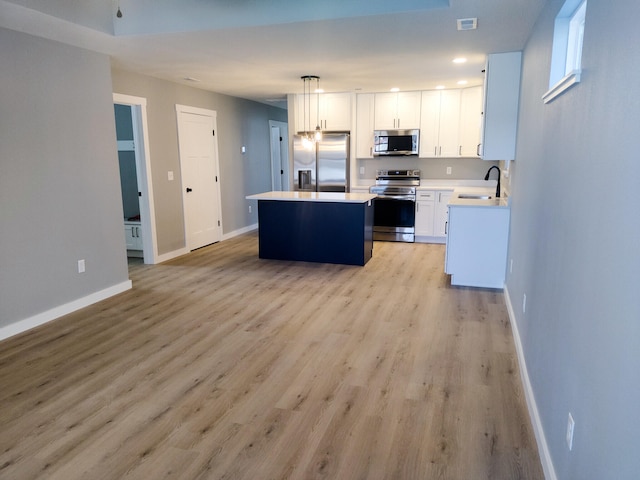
[484, 165, 501, 198]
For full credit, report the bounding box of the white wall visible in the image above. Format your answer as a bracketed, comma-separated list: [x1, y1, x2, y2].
[0, 27, 129, 327]
[507, 1, 640, 478]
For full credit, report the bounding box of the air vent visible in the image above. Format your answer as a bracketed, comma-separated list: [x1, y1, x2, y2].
[457, 18, 478, 31]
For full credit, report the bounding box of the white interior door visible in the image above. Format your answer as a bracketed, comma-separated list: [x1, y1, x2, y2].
[176, 105, 222, 250]
[269, 120, 289, 191]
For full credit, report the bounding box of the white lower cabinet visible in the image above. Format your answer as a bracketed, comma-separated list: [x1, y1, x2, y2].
[434, 191, 453, 237]
[124, 221, 143, 251]
[415, 191, 435, 237]
[415, 190, 452, 243]
[445, 205, 510, 288]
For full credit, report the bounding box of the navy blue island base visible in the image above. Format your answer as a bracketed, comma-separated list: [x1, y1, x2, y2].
[253, 195, 374, 266]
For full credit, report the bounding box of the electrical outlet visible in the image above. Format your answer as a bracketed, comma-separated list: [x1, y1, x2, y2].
[78, 259, 86, 273]
[522, 293, 527, 313]
[360, 166, 365, 175]
[446, 166, 452, 175]
[566, 413, 575, 450]
[167, 171, 174, 181]
[248, 205, 252, 214]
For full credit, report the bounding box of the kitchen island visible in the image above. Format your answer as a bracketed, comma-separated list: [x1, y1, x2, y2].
[246, 191, 377, 266]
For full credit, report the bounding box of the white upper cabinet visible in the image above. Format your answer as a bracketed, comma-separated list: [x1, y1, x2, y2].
[356, 94, 375, 158]
[459, 86, 483, 157]
[319, 93, 352, 131]
[480, 52, 522, 161]
[374, 91, 421, 130]
[437, 90, 462, 157]
[420, 88, 482, 158]
[419, 91, 441, 158]
[294, 92, 352, 133]
[419, 90, 461, 158]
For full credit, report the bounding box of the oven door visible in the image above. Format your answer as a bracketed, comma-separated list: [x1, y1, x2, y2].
[372, 196, 416, 242]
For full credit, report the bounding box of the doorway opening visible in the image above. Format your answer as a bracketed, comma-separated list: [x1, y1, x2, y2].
[113, 93, 158, 264]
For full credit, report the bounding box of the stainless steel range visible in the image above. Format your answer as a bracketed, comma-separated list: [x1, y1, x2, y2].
[369, 169, 420, 242]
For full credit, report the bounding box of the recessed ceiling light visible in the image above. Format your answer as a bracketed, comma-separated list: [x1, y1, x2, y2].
[390, 87, 400, 92]
[457, 80, 468, 85]
[314, 88, 324, 93]
[453, 57, 467, 64]
[457, 18, 478, 31]
[436, 85, 446, 90]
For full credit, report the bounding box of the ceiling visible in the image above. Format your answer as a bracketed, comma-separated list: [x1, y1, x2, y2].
[0, 0, 547, 109]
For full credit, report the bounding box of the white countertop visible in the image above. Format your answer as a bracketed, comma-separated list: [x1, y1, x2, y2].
[246, 191, 377, 203]
[448, 187, 510, 208]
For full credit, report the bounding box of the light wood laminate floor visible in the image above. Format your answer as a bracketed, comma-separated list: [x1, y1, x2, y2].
[0, 233, 544, 479]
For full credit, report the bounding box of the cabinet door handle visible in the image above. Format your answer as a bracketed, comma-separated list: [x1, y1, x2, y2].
[434, 147, 437, 156]
[459, 145, 462, 156]
[439, 146, 442, 156]
[477, 143, 481, 156]
[416, 203, 419, 212]
[370, 147, 373, 157]
[445, 221, 448, 235]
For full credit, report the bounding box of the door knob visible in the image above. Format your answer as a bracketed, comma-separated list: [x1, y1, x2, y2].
[186, 187, 193, 192]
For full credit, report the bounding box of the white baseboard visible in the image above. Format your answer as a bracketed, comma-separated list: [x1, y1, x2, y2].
[504, 286, 557, 480]
[0, 280, 132, 342]
[222, 223, 258, 241]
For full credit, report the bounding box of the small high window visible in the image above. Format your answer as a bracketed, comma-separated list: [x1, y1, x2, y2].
[543, 0, 587, 103]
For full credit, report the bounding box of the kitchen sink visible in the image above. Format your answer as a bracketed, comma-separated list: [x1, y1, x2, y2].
[458, 194, 492, 200]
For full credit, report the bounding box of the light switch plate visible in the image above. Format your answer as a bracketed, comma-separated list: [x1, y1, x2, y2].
[168, 171, 174, 181]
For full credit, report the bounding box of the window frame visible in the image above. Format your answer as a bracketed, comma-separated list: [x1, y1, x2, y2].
[543, 0, 587, 104]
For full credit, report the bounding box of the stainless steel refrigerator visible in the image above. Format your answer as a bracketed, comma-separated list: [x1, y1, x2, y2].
[293, 133, 350, 192]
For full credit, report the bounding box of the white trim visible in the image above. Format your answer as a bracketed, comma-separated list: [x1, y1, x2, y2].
[175, 104, 218, 119]
[504, 286, 558, 480]
[0, 281, 132, 342]
[113, 93, 159, 265]
[222, 223, 258, 241]
[543, 70, 582, 104]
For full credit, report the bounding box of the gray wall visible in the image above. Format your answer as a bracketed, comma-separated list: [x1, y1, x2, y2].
[507, 1, 640, 478]
[0, 28, 129, 326]
[111, 69, 288, 255]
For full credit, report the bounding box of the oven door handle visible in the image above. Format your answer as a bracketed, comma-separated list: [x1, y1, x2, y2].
[374, 194, 416, 201]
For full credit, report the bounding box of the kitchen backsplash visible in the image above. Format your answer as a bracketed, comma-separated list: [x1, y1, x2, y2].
[356, 156, 500, 184]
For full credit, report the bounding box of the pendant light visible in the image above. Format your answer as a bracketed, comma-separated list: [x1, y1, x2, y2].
[314, 76, 323, 142]
[301, 75, 321, 149]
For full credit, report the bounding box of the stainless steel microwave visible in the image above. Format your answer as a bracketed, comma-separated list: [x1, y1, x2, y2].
[373, 129, 420, 156]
